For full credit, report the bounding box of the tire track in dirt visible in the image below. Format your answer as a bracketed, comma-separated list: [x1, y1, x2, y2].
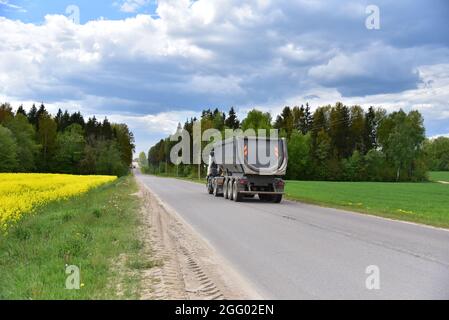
[137, 178, 261, 300]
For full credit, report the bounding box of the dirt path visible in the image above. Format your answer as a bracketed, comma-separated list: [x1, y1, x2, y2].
[136, 179, 262, 300]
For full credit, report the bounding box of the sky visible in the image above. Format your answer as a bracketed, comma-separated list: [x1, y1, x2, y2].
[1, 0, 448, 155]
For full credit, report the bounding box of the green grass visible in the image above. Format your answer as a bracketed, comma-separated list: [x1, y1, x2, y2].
[429, 171, 449, 182]
[0, 176, 152, 299]
[285, 180, 449, 228]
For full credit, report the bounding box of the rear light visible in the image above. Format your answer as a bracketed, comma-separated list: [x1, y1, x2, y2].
[276, 179, 285, 187]
[239, 178, 248, 185]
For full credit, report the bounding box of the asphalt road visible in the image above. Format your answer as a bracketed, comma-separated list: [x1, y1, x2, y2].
[136, 172, 449, 299]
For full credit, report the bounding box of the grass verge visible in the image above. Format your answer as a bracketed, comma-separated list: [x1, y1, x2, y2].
[429, 171, 449, 182]
[285, 180, 449, 228]
[0, 176, 151, 299]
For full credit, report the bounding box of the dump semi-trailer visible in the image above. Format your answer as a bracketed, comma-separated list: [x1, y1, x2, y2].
[206, 136, 288, 203]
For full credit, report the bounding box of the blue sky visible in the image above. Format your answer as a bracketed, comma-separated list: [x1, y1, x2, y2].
[1, 0, 448, 154]
[1, 0, 158, 22]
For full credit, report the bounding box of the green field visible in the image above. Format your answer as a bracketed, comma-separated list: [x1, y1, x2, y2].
[429, 171, 449, 182]
[0, 176, 152, 299]
[285, 179, 449, 228]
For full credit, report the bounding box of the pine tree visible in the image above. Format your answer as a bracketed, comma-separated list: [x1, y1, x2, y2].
[27, 104, 38, 127]
[311, 106, 329, 143]
[55, 109, 64, 131]
[225, 107, 240, 129]
[304, 103, 312, 133]
[275, 106, 294, 138]
[349, 105, 365, 153]
[329, 102, 351, 158]
[70, 112, 85, 128]
[85, 116, 100, 139]
[36, 103, 48, 119]
[61, 110, 71, 131]
[101, 117, 113, 140]
[292, 106, 303, 133]
[16, 105, 27, 117]
[364, 106, 377, 152]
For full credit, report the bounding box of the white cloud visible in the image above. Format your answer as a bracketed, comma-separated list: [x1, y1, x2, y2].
[119, 0, 151, 13]
[107, 110, 198, 135]
[430, 133, 449, 139]
[0, 0, 448, 152]
[106, 110, 199, 154]
[0, 0, 26, 12]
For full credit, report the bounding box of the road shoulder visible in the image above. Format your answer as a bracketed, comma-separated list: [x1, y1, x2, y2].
[136, 176, 262, 300]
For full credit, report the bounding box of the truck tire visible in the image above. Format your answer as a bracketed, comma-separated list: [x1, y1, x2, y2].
[213, 181, 221, 197]
[228, 180, 234, 200]
[207, 179, 213, 194]
[273, 194, 283, 203]
[233, 181, 242, 202]
[223, 179, 229, 199]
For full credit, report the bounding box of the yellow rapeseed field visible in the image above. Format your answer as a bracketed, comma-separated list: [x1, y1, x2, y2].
[0, 173, 117, 230]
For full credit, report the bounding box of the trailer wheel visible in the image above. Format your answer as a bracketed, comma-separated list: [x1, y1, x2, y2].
[223, 179, 229, 199]
[273, 194, 283, 203]
[213, 181, 221, 197]
[233, 181, 242, 202]
[207, 179, 213, 194]
[228, 180, 234, 200]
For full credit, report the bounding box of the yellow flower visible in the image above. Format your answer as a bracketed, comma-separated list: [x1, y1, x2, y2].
[397, 209, 414, 214]
[0, 173, 117, 231]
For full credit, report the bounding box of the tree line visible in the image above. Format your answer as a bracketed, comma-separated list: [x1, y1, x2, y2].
[424, 136, 449, 171]
[145, 103, 447, 182]
[0, 103, 135, 176]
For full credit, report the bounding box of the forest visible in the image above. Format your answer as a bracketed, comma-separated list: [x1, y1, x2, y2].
[0, 103, 135, 176]
[145, 102, 449, 182]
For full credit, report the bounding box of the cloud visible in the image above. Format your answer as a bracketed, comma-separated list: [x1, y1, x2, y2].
[259, 63, 449, 138]
[105, 110, 199, 154]
[0, 0, 26, 12]
[118, 0, 152, 13]
[430, 133, 449, 139]
[0, 0, 448, 153]
[308, 44, 424, 96]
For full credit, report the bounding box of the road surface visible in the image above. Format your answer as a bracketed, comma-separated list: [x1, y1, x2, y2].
[136, 172, 449, 299]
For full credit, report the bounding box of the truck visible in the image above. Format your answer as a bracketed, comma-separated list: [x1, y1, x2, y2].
[206, 136, 288, 203]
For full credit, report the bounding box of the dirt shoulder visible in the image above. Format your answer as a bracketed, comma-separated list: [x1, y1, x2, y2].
[135, 178, 262, 300]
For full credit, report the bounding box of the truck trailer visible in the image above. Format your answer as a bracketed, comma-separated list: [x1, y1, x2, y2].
[206, 136, 288, 203]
